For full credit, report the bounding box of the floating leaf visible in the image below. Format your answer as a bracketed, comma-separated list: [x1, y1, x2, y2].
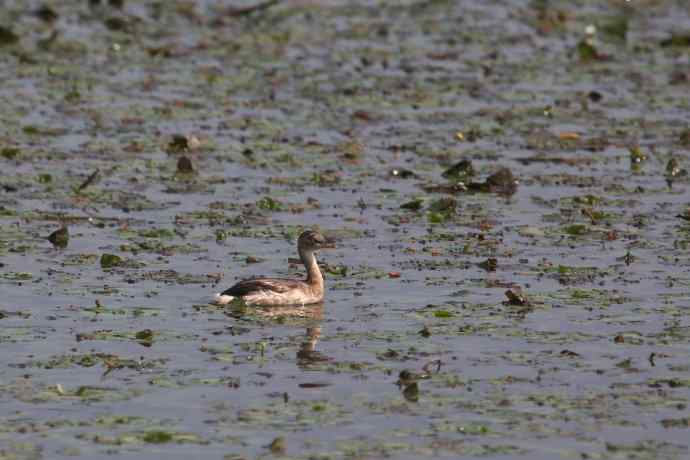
[142, 431, 173, 444]
[269, 437, 286, 454]
[577, 39, 600, 62]
[168, 135, 189, 153]
[339, 140, 364, 160]
[48, 226, 69, 249]
[442, 159, 475, 180]
[134, 329, 154, 346]
[256, 196, 284, 211]
[504, 289, 529, 306]
[478, 258, 497, 271]
[402, 382, 420, 402]
[434, 310, 453, 318]
[139, 228, 175, 239]
[1, 147, 20, 159]
[35, 5, 59, 22]
[601, 17, 628, 41]
[37, 173, 52, 183]
[661, 34, 690, 48]
[564, 224, 587, 236]
[428, 197, 457, 214]
[176, 156, 194, 174]
[100, 254, 124, 269]
[680, 129, 690, 147]
[0, 26, 19, 46]
[104, 17, 129, 32]
[400, 198, 424, 211]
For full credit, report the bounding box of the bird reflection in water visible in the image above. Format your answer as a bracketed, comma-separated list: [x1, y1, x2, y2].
[234, 302, 331, 368]
[297, 325, 332, 368]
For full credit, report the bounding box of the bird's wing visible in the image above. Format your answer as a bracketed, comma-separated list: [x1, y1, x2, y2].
[221, 278, 304, 296]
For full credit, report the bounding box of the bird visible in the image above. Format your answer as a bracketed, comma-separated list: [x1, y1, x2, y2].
[214, 230, 331, 306]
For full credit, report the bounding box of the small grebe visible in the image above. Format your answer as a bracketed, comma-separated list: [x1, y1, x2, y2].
[214, 231, 330, 306]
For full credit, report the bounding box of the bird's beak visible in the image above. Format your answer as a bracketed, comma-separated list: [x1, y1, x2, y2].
[321, 238, 336, 249]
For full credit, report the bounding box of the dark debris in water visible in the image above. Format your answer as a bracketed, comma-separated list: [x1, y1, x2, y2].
[47, 226, 69, 249]
[77, 169, 100, 192]
[176, 156, 194, 174]
[424, 167, 518, 197]
[503, 289, 530, 307]
[100, 253, 123, 269]
[0, 26, 19, 46]
[442, 159, 475, 181]
[34, 5, 59, 23]
[468, 167, 519, 196]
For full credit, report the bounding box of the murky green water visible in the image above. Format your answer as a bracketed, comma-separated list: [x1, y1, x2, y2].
[2, 0, 690, 459]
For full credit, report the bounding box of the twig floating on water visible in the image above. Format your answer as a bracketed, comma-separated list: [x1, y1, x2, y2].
[225, 0, 281, 17]
[78, 169, 100, 191]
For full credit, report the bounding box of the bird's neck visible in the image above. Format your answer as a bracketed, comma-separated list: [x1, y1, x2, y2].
[300, 248, 323, 291]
